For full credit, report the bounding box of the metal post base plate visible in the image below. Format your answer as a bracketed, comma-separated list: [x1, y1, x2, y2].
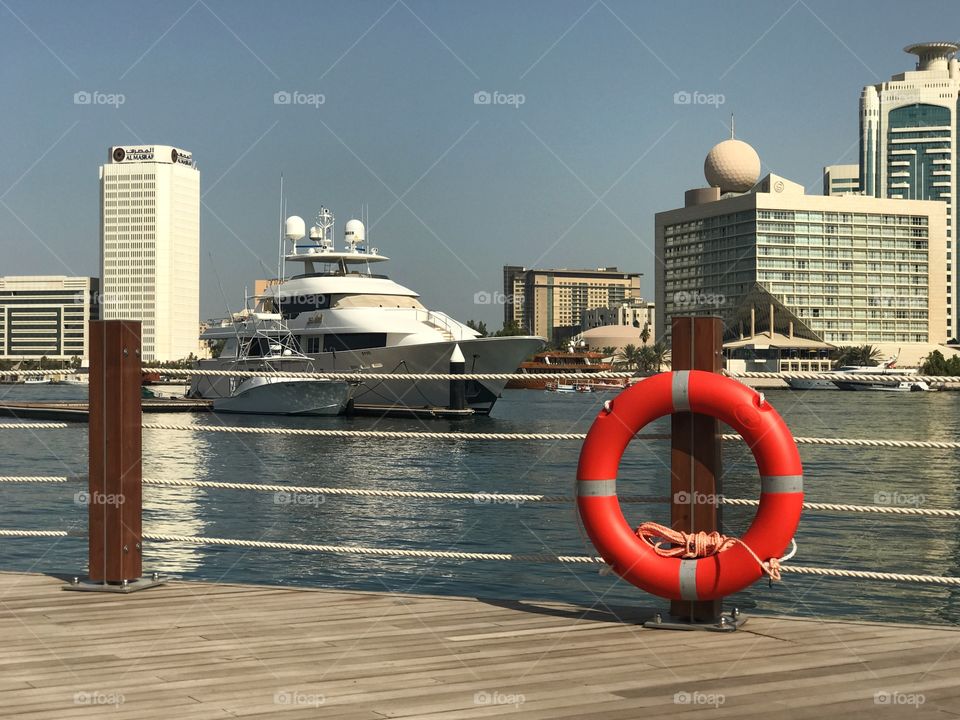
[63, 575, 165, 594]
[644, 611, 747, 632]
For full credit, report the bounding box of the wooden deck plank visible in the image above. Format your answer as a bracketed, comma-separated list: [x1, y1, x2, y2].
[1, 572, 959, 718]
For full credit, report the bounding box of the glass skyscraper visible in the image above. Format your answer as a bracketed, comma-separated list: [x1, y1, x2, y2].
[860, 42, 960, 339]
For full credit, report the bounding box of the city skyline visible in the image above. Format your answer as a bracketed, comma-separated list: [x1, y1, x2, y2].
[1, 1, 958, 329]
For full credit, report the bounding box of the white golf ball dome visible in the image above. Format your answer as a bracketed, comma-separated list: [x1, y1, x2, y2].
[704, 139, 761, 193]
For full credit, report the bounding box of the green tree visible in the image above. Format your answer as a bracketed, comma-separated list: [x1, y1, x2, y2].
[854, 345, 883, 367]
[833, 345, 889, 369]
[494, 320, 526, 337]
[639, 324, 651, 345]
[650, 341, 670, 372]
[921, 350, 960, 375]
[614, 344, 641, 370]
[465, 319, 489, 337]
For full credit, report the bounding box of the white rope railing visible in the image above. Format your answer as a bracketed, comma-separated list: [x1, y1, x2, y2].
[159, 367, 960, 383]
[0, 423, 71, 430]
[0, 476, 71, 483]
[142, 367, 636, 381]
[4, 417, 957, 450]
[2, 475, 958, 518]
[139, 423, 960, 451]
[726, 370, 960, 383]
[9, 366, 960, 383]
[5, 527, 960, 586]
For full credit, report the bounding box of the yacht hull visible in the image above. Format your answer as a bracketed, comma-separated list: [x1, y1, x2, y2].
[213, 377, 353, 416]
[191, 336, 545, 414]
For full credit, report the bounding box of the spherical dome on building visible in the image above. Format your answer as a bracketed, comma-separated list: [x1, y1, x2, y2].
[704, 139, 761, 193]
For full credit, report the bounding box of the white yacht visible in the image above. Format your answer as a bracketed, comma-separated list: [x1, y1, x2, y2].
[786, 357, 902, 390]
[190, 208, 545, 414]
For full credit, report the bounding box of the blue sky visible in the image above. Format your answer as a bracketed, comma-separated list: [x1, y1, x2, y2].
[1, 0, 957, 326]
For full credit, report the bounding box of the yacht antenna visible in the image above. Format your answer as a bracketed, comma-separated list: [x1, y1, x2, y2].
[277, 175, 284, 318]
[209, 251, 246, 359]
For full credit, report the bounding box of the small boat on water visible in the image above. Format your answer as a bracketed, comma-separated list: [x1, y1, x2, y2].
[786, 357, 915, 391]
[544, 382, 593, 394]
[833, 377, 932, 392]
[23, 378, 51, 385]
[823, 355, 933, 392]
[211, 317, 355, 416]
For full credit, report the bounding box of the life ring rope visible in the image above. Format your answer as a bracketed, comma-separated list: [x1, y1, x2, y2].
[636, 522, 797, 582]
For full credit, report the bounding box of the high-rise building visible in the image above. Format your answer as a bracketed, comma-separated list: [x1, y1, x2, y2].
[581, 298, 655, 335]
[823, 164, 861, 196]
[501, 266, 641, 342]
[860, 42, 960, 339]
[656, 137, 948, 359]
[100, 144, 200, 361]
[0, 276, 99, 363]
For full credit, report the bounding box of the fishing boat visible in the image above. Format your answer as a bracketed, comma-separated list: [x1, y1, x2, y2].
[211, 317, 355, 416]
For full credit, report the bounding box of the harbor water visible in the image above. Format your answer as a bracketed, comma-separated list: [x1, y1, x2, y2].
[2, 383, 960, 625]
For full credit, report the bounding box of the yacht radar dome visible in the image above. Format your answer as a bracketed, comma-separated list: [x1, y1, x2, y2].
[344, 219, 366, 244]
[284, 216, 306, 241]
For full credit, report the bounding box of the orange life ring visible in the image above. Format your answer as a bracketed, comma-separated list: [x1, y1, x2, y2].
[576, 370, 803, 601]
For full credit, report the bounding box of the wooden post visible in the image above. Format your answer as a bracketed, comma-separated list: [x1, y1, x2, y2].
[670, 316, 723, 623]
[87, 320, 142, 583]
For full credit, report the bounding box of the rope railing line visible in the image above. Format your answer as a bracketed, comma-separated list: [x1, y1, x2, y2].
[6, 528, 960, 586]
[9, 367, 960, 383]
[142, 423, 590, 441]
[140, 532, 601, 563]
[142, 367, 637, 381]
[726, 370, 960, 383]
[0, 476, 72, 484]
[3, 475, 958, 518]
[0, 423, 71, 430]
[139, 422, 960, 451]
[777, 565, 960, 586]
[0, 529, 77, 538]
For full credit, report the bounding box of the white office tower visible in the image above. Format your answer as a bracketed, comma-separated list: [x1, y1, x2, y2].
[100, 145, 200, 361]
[860, 42, 960, 339]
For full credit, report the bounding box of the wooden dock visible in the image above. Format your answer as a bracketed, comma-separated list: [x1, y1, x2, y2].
[2, 572, 960, 718]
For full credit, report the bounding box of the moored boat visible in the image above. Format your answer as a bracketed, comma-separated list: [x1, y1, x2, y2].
[192, 206, 544, 415]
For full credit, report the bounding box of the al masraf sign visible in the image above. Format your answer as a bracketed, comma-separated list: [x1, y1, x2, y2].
[109, 145, 194, 167]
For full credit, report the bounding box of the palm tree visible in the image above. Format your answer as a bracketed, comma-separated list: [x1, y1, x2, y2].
[639, 324, 651, 345]
[650, 342, 670, 372]
[854, 344, 883, 367]
[614, 344, 641, 370]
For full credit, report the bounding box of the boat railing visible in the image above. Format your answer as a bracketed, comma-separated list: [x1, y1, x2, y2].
[414, 308, 471, 341]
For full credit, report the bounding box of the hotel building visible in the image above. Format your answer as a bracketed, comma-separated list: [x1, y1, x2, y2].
[100, 144, 200, 361]
[0, 276, 99, 363]
[860, 41, 960, 339]
[823, 164, 861, 196]
[655, 136, 948, 366]
[502, 266, 641, 342]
